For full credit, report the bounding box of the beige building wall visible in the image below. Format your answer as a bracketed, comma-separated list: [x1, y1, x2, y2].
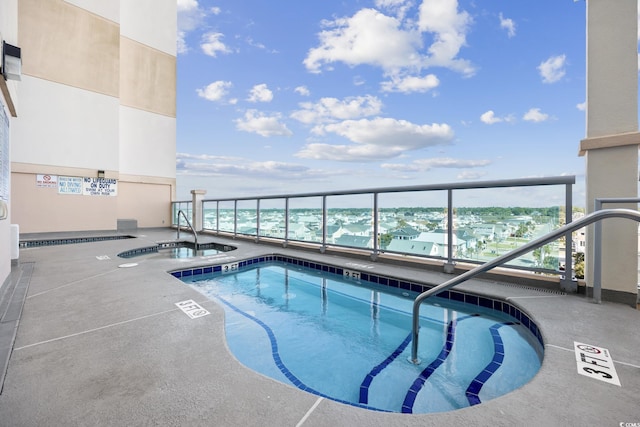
[581, 0, 639, 306]
[10, 0, 176, 234]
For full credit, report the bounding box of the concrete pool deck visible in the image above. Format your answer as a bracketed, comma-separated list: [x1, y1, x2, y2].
[0, 228, 639, 426]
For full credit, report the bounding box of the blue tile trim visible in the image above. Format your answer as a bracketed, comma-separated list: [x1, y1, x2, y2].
[359, 333, 412, 405]
[214, 294, 391, 413]
[465, 322, 514, 406]
[401, 314, 479, 414]
[20, 235, 134, 248]
[171, 255, 543, 348]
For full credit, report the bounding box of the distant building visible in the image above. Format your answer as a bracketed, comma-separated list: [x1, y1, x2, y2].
[390, 226, 420, 240]
[386, 239, 438, 257]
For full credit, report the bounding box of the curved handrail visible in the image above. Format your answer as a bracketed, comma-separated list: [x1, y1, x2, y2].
[177, 209, 199, 250]
[409, 208, 640, 364]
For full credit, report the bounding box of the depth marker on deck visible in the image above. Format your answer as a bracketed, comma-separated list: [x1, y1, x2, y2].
[175, 299, 210, 319]
[574, 341, 621, 386]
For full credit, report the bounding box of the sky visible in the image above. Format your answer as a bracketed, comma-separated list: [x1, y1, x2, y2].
[175, 0, 593, 207]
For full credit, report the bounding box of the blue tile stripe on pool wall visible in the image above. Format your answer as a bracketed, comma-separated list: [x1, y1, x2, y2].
[400, 314, 479, 414]
[170, 255, 544, 347]
[359, 333, 413, 405]
[465, 322, 513, 406]
[213, 293, 391, 413]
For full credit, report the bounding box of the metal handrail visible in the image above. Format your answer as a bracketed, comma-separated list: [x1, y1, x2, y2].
[409, 208, 640, 364]
[177, 209, 199, 250]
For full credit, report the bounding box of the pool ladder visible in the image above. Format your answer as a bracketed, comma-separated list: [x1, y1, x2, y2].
[410, 208, 640, 364]
[177, 210, 199, 250]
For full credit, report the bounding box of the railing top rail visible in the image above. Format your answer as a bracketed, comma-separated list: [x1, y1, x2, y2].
[189, 176, 575, 203]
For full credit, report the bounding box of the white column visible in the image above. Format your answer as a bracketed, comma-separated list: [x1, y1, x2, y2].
[580, 0, 639, 306]
[191, 189, 206, 232]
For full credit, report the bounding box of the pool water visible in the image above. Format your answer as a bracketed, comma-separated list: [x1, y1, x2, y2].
[161, 247, 223, 259]
[182, 262, 543, 414]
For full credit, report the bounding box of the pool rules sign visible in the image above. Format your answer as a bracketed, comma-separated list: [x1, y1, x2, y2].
[83, 177, 117, 196]
[574, 341, 621, 386]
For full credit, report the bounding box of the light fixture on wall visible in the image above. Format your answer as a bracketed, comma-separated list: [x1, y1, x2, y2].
[2, 41, 21, 81]
[97, 170, 105, 178]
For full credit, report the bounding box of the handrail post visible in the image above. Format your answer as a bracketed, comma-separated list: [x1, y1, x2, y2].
[372, 192, 379, 260]
[560, 182, 577, 292]
[593, 199, 603, 303]
[215, 201, 219, 234]
[233, 200, 238, 237]
[444, 189, 455, 274]
[321, 195, 327, 253]
[256, 199, 261, 243]
[284, 197, 289, 247]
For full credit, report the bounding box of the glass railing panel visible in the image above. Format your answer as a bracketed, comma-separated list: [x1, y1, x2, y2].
[287, 197, 322, 244]
[258, 199, 286, 238]
[376, 191, 448, 258]
[325, 194, 374, 249]
[236, 200, 258, 237]
[202, 201, 218, 230]
[452, 186, 562, 271]
[218, 201, 235, 234]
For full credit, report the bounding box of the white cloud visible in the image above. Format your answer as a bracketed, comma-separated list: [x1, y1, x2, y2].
[418, 0, 475, 75]
[523, 108, 549, 122]
[176, 152, 325, 180]
[304, 2, 474, 77]
[235, 110, 293, 137]
[576, 102, 586, 111]
[382, 157, 491, 172]
[177, 0, 198, 12]
[196, 81, 233, 102]
[177, 0, 207, 54]
[480, 110, 501, 124]
[291, 95, 383, 124]
[297, 118, 454, 161]
[380, 74, 440, 93]
[304, 8, 422, 74]
[294, 86, 310, 96]
[201, 32, 232, 57]
[247, 84, 274, 103]
[480, 110, 514, 125]
[457, 171, 488, 180]
[499, 13, 516, 38]
[538, 54, 566, 83]
[375, 0, 412, 20]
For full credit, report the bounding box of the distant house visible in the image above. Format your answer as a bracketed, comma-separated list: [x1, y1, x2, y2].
[414, 231, 466, 258]
[288, 223, 311, 240]
[335, 235, 372, 248]
[333, 223, 371, 239]
[386, 239, 438, 257]
[390, 226, 420, 240]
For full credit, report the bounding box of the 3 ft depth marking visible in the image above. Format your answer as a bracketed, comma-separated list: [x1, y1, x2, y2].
[175, 300, 210, 319]
[574, 341, 621, 386]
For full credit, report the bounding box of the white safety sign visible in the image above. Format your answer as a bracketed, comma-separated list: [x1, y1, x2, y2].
[574, 341, 621, 386]
[175, 299, 210, 319]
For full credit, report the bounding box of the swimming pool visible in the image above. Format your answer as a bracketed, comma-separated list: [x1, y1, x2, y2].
[178, 258, 543, 414]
